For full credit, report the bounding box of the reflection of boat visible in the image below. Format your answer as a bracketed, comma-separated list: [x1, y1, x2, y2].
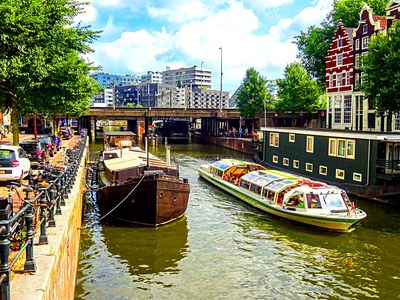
[97, 131, 190, 226]
[198, 159, 367, 232]
[102, 217, 189, 275]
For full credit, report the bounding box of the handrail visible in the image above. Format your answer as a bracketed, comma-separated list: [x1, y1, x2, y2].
[0, 131, 88, 300]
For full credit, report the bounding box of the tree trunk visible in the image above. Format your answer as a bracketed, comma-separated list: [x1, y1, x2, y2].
[52, 116, 57, 135]
[10, 94, 19, 146]
[33, 114, 37, 139]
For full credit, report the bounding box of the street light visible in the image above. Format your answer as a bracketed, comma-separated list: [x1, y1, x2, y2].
[200, 61, 204, 88]
[219, 47, 223, 112]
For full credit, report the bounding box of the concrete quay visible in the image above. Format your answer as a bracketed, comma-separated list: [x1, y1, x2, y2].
[0, 134, 88, 300]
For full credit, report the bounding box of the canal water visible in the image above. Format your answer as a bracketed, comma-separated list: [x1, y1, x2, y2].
[75, 137, 400, 299]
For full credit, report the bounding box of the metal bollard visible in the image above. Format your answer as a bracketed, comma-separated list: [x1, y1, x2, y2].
[23, 203, 36, 272]
[38, 190, 48, 245]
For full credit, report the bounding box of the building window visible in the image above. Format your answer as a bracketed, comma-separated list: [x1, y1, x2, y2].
[306, 136, 314, 153]
[289, 134, 295, 143]
[273, 155, 278, 163]
[334, 97, 341, 123]
[319, 165, 328, 176]
[363, 24, 368, 34]
[336, 169, 345, 180]
[293, 160, 299, 169]
[329, 74, 333, 87]
[338, 38, 342, 48]
[343, 95, 352, 124]
[362, 37, 369, 49]
[337, 53, 343, 66]
[395, 112, 400, 130]
[355, 38, 360, 50]
[283, 158, 289, 166]
[269, 133, 279, 147]
[337, 73, 342, 87]
[355, 54, 360, 68]
[306, 163, 313, 172]
[328, 138, 356, 159]
[353, 172, 362, 182]
[346, 71, 351, 86]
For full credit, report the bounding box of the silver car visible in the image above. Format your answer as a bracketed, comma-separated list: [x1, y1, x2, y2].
[0, 145, 31, 182]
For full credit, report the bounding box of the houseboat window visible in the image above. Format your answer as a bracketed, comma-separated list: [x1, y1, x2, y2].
[283, 158, 289, 166]
[269, 133, 279, 147]
[293, 160, 299, 169]
[319, 165, 328, 176]
[306, 193, 322, 209]
[336, 169, 345, 180]
[289, 134, 295, 143]
[346, 140, 355, 159]
[273, 155, 279, 163]
[329, 139, 336, 156]
[337, 139, 346, 157]
[250, 184, 262, 194]
[305, 163, 313, 172]
[306, 136, 314, 153]
[353, 172, 362, 182]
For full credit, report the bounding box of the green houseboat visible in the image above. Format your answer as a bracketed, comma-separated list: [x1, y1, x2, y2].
[256, 127, 400, 202]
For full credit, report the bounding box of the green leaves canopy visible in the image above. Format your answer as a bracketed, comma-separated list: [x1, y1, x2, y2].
[275, 63, 321, 113]
[0, 0, 100, 144]
[236, 68, 267, 119]
[362, 21, 400, 114]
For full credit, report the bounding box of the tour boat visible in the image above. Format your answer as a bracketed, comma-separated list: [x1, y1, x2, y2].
[198, 159, 367, 231]
[97, 131, 190, 226]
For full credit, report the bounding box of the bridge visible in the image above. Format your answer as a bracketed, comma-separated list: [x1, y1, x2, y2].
[87, 107, 241, 119]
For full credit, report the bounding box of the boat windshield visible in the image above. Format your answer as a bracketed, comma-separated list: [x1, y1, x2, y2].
[322, 193, 347, 209]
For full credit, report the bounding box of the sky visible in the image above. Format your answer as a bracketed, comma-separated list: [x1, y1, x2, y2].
[77, 0, 334, 94]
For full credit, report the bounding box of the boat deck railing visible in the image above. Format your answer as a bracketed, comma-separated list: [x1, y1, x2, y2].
[376, 159, 400, 172]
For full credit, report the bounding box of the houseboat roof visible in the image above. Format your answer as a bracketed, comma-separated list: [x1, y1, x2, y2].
[261, 127, 400, 141]
[105, 131, 137, 137]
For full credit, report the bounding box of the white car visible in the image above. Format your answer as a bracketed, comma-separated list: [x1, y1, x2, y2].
[0, 145, 31, 182]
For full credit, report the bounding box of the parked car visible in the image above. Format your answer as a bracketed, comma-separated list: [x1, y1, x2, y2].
[19, 140, 50, 165]
[38, 135, 57, 156]
[59, 127, 73, 139]
[0, 145, 31, 183]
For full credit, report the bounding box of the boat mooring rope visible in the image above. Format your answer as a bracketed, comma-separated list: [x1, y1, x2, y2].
[97, 174, 146, 222]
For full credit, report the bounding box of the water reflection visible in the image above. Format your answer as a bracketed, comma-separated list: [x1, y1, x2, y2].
[102, 217, 189, 276]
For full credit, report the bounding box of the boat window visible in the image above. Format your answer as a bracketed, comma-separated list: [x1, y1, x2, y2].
[104, 152, 119, 160]
[250, 184, 262, 194]
[216, 170, 223, 177]
[323, 193, 346, 209]
[285, 194, 305, 208]
[240, 180, 250, 189]
[210, 167, 216, 175]
[263, 190, 275, 201]
[306, 193, 322, 209]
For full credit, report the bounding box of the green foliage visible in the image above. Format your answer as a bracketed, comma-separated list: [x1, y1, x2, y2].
[0, 0, 100, 144]
[236, 68, 267, 119]
[362, 20, 400, 114]
[126, 102, 134, 107]
[275, 63, 322, 113]
[294, 0, 390, 89]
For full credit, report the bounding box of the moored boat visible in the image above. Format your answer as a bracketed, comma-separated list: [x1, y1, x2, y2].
[198, 159, 367, 232]
[97, 131, 190, 226]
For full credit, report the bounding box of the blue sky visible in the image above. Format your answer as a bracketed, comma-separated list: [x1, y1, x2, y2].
[77, 0, 334, 94]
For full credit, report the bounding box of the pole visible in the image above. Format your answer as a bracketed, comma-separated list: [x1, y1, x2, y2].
[201, 61, 204, 88]
[219, 47, 223, 111]
[264, 99, 267, 127]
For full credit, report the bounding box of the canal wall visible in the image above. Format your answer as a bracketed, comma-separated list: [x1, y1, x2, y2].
[194, 134, 257, 155]
[10, 140, 88, 300]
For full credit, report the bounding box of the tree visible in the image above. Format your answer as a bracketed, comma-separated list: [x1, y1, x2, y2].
[362, 20, 400, 122]
[0, 0, 100, 145]
[236, 68, 267, 121]
[275, 63, 321, 116]
[294, 0, 390, 89]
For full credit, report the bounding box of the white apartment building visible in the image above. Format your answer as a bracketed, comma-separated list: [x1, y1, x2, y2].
[162, 66, 212, 89]
[141, 71, 163, 84]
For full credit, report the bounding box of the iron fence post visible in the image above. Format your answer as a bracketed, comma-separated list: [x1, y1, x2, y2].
[48, 185, 56, 227]
[0, 220, 10, 300]
[38, 190, 48, 245]
[23, 203, 36, 272]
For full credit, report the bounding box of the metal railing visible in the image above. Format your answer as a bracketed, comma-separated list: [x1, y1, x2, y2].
[376, 159, 400, 171]
[0, 131, 87, 300]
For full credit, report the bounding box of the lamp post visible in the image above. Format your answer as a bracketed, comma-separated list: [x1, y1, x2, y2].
[200, 61, 204, 88]
[219, 47, 223, 111]
[264, 98, 267, 127]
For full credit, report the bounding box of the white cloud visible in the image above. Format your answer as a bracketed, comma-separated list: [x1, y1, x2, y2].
[89, 0, 333, 93]
[147, 1, 209, 23]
